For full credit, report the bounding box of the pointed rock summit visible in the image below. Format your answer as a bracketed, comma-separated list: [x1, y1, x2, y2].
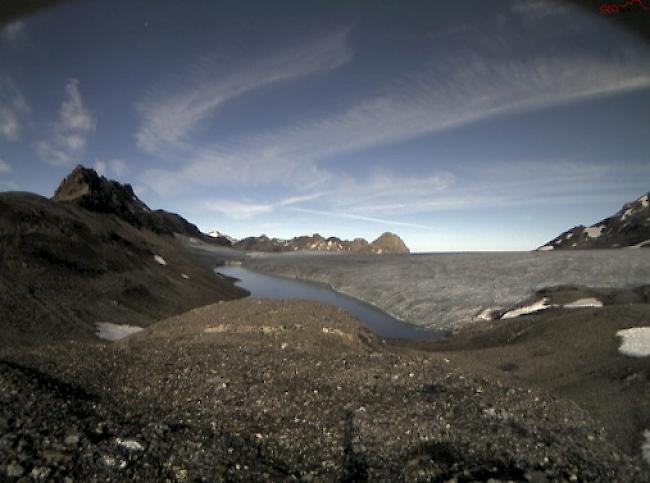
[53, 165, 150, 226]
[52, 165, 229, 244]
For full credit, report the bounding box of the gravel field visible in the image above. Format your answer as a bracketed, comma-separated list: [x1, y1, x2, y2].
[1, 299, 645, 481]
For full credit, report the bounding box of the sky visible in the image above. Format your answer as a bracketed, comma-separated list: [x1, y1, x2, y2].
[0, 0, 649, 252]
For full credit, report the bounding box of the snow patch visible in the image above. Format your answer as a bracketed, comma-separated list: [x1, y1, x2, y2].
[642, 430, 650, 466]
[621, 208, 634, 221]
[563, 298, 603, 309]
[629, 239, 650, 249]
[565, 233, 573, 239]
[617, 327, 650, 357]
[154, 254, 167, 265]
[538, 245, 554, 251]
[501, 298, 551, 319]
[96, 322, 143, 341]
[638, 194, 649, 208]
[584, 225, 604, 239]
[181, 273, 190, 279]
[476, 306, 502, 321]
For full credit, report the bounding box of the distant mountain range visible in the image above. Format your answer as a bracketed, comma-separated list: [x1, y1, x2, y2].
[538, 192, 650, 250]
[232, 232, 410, 254]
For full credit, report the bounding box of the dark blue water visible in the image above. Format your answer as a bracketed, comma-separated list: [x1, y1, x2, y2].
[216, 265, 437, 340]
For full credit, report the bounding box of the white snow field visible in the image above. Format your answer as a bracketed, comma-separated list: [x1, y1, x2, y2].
[96, 322, 144, 341]
[616, 327, 650, 357]
[244, 250, 650, 331]
[563, 297, 603, 308]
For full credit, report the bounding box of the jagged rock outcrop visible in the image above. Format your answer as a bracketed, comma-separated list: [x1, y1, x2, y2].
[233, 232, 409, 254]
[538, 192, 650, 250]
[52, 165, 230, 245]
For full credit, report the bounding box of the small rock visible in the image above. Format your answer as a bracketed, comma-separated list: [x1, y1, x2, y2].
[102, 454, 127, 469]
[64, 434, 80, 445]
[30, 467, 51, 480]
[116, 437, 144, 451]
[6, 463, 25, 477]
[42, 449, 70, 464]
[173, 467, 188, 481]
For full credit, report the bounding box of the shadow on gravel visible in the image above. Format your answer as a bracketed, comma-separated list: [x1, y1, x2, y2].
[342, 410, 369, 482]
[409, 441, 528, 481]
[0, 360, 98, 402]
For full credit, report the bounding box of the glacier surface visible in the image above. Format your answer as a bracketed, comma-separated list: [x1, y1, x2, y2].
[244, 250, 650, 330]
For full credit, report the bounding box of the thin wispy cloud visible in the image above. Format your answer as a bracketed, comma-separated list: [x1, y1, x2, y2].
[0, 180, 20, 191]
[205, 191, 327, 220]
[140, 45, 650, 196]
[0, 158, 12, 173]
[36, 79, 95, 166]
[509, 0, 574, 18]
[0, 76, 29, 141]
[205, 200, 274, 220]
[288, 207, 434, 230]
[339, 160, 650, 217]
[1, 20, 26, 43]
[136, 28, 353, 155]
[94, 159, 130, 178]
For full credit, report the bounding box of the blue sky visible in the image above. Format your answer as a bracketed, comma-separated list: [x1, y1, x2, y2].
[1, 0, 649, 252]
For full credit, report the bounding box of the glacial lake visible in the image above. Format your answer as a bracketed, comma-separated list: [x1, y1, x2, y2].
[216, 265, 438, 340]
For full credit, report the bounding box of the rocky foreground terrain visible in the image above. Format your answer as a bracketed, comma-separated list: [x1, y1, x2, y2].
[538, 192, 650, 250]
[1, 299, 646, 481]
[0, 166, 244, 346]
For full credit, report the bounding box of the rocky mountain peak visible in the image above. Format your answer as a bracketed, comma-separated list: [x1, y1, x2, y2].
[52, 165, 150, 223]
[370, 232, 410, 254]
[538, 191, 650, 250]
[50, 165, 230, 243]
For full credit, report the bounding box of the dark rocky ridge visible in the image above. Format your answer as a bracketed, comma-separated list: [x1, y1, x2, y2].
[539, 191, 650, 250]
[234, 231, 410, 254]
[53, 165, 231, 246]
[0, 168, 245, 346]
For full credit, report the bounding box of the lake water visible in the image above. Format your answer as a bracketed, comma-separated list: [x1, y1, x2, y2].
[216, 265, 439, 340]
